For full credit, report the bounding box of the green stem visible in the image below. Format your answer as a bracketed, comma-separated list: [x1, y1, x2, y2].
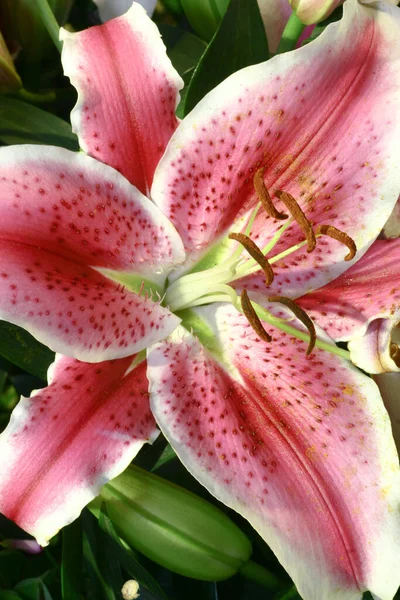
[35, 0, 62, 53]
[240, 559, 282, 590]
[253, 302, 351, 361]
[16, 88, 56, 104]
[278, 586, 299, 600]
[277, 12, 306, 54]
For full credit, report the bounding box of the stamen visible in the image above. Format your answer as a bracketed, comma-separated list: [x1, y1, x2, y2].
[241, 290, 272, 343]
[274, 191, 316, 253]
[315, 224, 356, 261]
[268, 295, 316, 355]
[254, 168, 288, 221]
[229, 232, 274, 286]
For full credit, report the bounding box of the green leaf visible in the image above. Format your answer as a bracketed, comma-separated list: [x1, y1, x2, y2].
[14, 579, 42, 600]
[184, 0, 269, 114]
[152, 444, 177, 472]
[168, 31, 207, 77]
[0, 550, 24, 588]
[0, 97, 78, 150]
[61, 519, 83, 600]
[0, 592, 23, 600]
[0, 322, 54, 380]
[82, 512, 116, 600]
[97, 507, 167, 600]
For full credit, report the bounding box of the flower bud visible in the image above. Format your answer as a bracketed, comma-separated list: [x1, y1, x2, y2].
[97, 466, 252, 580]
[288, 0, 342, 25]
[180, 0, 230, 41]
[0, 32, 21, 93]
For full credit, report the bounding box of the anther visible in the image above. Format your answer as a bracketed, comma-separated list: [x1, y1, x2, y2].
[315, 224, 356, 261]
[229, 232, 274, 286]
[241, 290, 272, 343]
[274, 191, 316, 253]
[254, 168, 288, 220]
[268, 296, 316, 355]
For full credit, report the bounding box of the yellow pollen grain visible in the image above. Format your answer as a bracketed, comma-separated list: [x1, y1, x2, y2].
[342, 385, 354, 396]
[305, 446, 317, 460]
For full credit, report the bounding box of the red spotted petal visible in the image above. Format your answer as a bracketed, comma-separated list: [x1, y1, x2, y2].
[0, 146, 183, 361]
[61, 3, 183, 194]
[148, 305, 400, 600]
[0, 355, 157, 546]
[153, 0, 400, 296]
[297, 240, 400, 342]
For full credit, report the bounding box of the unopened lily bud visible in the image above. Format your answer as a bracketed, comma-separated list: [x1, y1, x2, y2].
[0, 32, 21, 93]
[0, 0, 72, 63]
[288, 0, 341, 24]
[180, 0, 230, 41]
[97, 466, 252, 580]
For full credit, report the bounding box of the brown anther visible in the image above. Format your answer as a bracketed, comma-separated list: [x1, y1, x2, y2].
[240, 289, 272, 343]
[254, 168, 288, 221]
[315, 224, 357, 261]
[390, 343, 400, 367]
[274, 190, 316, 253]
[229, 232, 274, 286]
[268, 295, 316, 355]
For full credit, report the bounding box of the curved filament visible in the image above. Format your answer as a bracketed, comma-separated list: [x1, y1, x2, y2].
[268, 295, 316, 355]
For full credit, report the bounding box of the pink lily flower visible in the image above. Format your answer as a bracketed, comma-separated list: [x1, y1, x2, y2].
[298, 239, 400, 374]
[0, 1, 400, 598]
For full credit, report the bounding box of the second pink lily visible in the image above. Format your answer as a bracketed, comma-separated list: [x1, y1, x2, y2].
[0, 2, 400, 599]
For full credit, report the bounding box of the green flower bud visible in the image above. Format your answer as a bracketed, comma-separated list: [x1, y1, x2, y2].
[180, 0, 230, 41]
[97, 466, 252, 580]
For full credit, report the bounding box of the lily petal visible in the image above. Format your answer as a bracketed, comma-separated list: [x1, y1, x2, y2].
[0, 145, 183, 361]
[152, 0, 400, 295]
[148, 305, 400, 600]
[61, 2, 183, 194]
[297, 240, 400, 342]
[0, 355, 157, 546]
[257, 0, 292, 53]
[348, 319, 400, 374]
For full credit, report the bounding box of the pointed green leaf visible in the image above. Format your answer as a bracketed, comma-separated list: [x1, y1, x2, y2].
[61, 519, 83, 600]
[0, 322, 54, 380]
[97, 507, 167, 600]
[0, 97, 78, 150]
[184, 0, 269, 114]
